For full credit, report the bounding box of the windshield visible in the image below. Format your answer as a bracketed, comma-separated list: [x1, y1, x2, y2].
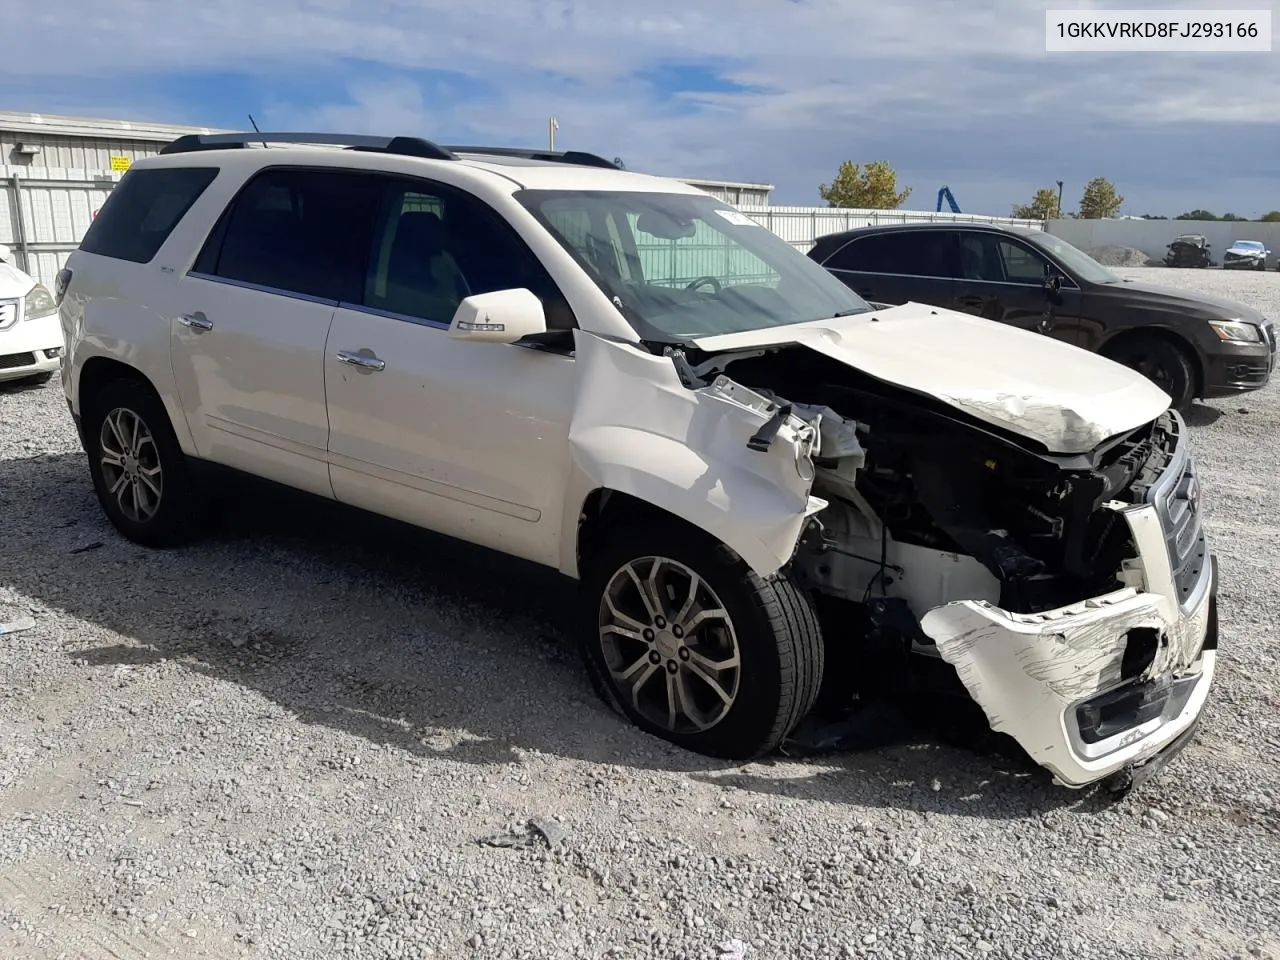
[514, 189, 872, 340]
[1025, 231, 1121, 284]
[1231, 240, 1264, 251]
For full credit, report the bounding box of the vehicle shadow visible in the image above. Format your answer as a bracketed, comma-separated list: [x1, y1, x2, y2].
[0, 450, 1107, 819]
[1183, 403, 1224, 427]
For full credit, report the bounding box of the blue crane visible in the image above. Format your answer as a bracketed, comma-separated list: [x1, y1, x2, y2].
[936, 186, 960, 214]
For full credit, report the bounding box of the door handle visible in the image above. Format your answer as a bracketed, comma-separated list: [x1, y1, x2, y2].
[956, 295, 985, 306]
[178, 311, 213, 331]
[335, 350, 386, 372]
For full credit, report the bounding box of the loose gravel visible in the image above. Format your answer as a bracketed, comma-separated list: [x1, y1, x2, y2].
[2, 267, 1278, 960]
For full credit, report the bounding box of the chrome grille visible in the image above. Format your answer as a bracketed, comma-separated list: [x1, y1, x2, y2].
[1144, 413, 1209, 614]
[0, 300, 17, 330]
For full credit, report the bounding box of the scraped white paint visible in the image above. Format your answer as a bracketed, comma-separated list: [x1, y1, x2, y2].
[921, 502, 1214, 788]
[568, 331, 829, 576]
[692, 302, 1172, 454]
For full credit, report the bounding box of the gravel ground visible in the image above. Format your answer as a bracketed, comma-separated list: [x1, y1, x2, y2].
[2, 267, 1278, 960]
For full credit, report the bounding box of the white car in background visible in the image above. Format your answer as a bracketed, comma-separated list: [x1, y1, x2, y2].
[0, 243, 63, 385]
[1221, 239, 1270, 271]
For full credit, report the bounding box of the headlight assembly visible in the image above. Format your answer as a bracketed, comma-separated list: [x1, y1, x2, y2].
[1208, 319, 1261, 343]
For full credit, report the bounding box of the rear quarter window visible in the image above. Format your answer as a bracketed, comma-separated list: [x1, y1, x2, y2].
[78, 166, 219, 264]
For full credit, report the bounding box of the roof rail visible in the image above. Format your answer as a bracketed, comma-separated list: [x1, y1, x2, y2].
[158, 132, 457, 160]
[443, 145, 621, 169]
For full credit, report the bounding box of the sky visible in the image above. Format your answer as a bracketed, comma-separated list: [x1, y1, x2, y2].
[2, 0, 1277, 218]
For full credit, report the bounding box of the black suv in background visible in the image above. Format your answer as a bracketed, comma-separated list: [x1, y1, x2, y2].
[808, 222, 1275, 409]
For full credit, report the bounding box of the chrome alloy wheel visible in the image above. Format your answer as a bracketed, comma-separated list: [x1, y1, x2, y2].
[98, 407, 163, 523]
[598, 556, 742, 734]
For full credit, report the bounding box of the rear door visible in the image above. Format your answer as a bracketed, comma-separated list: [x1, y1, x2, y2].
[951, 231, 1086, 346]
[174, 167, 383, 496]
[819, 229, 956, 308]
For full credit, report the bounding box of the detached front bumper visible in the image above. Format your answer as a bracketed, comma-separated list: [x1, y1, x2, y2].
[0, 312, 64, 383]
[921, 414, 1218, 789]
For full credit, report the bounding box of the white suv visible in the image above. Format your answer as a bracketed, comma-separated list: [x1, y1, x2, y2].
[58, 132, 1219, 792]
[0, 243, 64, 385]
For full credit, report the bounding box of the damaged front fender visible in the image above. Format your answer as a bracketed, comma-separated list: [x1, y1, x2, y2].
[921, 500, 1216, 788]
[568, 332, 827, 577]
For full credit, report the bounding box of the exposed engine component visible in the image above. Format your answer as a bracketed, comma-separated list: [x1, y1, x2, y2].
[704, 345, 1176, 618]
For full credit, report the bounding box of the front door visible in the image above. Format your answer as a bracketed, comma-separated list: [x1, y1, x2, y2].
[174, 166, 383, 497]
[323, 177, 578, 568]
[951, 231, 1086, 346]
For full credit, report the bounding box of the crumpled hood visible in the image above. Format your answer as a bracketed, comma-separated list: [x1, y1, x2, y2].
[0, 259, 36, 300]
[691, 302, 1171, 455]
[1103, 277, 1266, 322]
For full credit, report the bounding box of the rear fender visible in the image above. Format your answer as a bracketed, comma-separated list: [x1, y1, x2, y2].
[566, 331, 827, 578]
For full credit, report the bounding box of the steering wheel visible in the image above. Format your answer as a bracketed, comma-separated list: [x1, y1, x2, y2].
[685, 275, 722, 294]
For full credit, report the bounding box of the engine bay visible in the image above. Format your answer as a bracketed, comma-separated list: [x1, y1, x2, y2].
[692, 344, 1175, 618]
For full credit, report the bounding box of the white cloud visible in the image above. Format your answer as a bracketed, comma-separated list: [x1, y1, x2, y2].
[4, 0, 1277, 212]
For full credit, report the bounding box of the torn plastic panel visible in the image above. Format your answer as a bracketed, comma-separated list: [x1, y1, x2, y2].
[568, 332, 853, 577]
[919, 499, 1216, 788]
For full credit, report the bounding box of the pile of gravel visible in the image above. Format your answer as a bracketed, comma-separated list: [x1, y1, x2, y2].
[1, 266, 1278, 960]
[1088, 245, 1162, 267]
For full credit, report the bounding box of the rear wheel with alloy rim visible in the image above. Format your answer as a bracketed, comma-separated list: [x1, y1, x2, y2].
[580, 520, 823, 760]
[84, 377, 209, 547]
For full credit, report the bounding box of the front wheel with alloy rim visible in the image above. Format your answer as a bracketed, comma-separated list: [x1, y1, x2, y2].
[84, 377, 208, 547]
[1102, 335, 1196, 411]
[580, 522, 824, 760]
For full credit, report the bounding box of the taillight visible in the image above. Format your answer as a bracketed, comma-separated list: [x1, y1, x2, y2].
[54, 268, 72, 305]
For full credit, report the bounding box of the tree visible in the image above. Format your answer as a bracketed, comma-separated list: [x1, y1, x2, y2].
[1011, 187, 1061, 220]
[1259, 211, 1280, 222]
[1076, 177, 1124, 219]
[818, 160, 911, 209]
[1220, 213, 1246, 221]
[1141, 214, 1168, 219]
[1177, 209, 1217, 220]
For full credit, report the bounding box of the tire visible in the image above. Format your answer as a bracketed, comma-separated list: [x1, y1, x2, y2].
[1104, 335, 1197, 411]
[83, 376, 209, 548]
[579, 518, 824, 760]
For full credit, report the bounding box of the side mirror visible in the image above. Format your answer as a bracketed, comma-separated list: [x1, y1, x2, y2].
[0, 242, 11, 263]
[448, 288, 547, 343]
[1043, 272, 1062, 293]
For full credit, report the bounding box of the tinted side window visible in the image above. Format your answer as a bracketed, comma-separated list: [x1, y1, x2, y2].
[79, 167, 218, 264]
[828, 231, 954, 278]
[366, 180, 574, 329]
[201, 168, 383, 302]
[958, 233, 1050, 285]
[997, 239, 1050, 284]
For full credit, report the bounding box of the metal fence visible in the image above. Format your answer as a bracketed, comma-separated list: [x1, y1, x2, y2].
[0, 167, 123, 286]
[2, 167, 1045, 288]
[738, 205, 1044, 253]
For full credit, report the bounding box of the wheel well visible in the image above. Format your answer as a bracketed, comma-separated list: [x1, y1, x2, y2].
[576, 488, 727, 573]
[79, 357, 155, 412]
[1099, 328, 1202, 397]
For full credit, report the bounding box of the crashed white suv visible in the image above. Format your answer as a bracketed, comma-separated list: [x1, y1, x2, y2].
[58, 132, 1218, 792]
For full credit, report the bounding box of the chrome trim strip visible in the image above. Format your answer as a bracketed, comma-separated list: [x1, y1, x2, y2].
[185, 271, 341, 308]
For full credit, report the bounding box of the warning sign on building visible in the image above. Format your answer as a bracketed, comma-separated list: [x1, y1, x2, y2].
[109, 155, 131, 172]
